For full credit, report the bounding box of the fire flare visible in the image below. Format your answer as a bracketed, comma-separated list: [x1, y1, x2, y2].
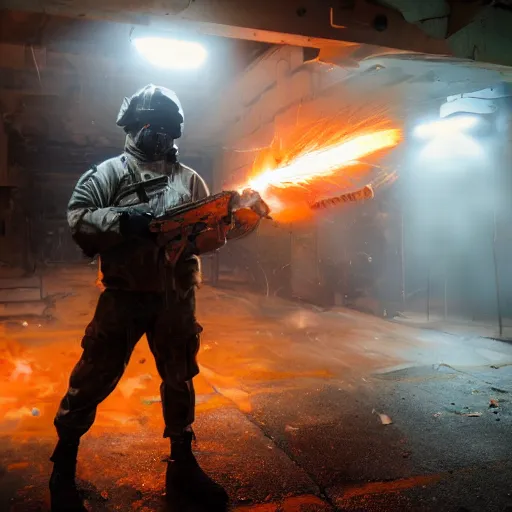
[247, 129, 400, 193]
[240, 127, 402, 222]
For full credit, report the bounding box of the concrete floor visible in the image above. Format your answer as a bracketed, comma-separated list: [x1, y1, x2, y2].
[1, 265, 512, 511]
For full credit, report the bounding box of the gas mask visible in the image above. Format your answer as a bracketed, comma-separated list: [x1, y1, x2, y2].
[117, 84, 185, 162]
[132, 123, 177, 161]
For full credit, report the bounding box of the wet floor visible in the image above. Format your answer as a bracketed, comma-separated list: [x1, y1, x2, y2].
[1, 265, 512, 511]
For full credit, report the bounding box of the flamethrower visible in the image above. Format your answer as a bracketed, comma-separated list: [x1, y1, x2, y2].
[149, 126, 401, 264]
[149, 189, 271, 265]
[244, 127, 401, 222]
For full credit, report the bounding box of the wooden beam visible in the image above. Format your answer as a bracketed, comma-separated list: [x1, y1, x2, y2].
[1, 0, 450, 54]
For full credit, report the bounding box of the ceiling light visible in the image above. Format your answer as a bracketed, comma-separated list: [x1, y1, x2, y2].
[413, 115, 480, 140]
[418, 133, 485, 163]
[133, 37, 207, 69]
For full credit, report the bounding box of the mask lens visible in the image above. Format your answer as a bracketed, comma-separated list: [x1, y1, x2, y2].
[134, 125, 174, 159]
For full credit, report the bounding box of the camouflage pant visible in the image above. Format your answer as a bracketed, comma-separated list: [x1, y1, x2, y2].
[54, 288, 201, 439]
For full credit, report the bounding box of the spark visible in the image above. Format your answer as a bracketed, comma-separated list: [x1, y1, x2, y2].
[247, 129, 401, 193]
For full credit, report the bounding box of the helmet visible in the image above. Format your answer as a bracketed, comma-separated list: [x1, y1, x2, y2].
[117, 84, 184, 136]
[116, 84, 184, 161]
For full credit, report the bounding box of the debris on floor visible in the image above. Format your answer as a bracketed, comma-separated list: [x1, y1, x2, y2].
[141, 396, 161, 405]
[2, 267, 512, 511]
[489, 398, 499, 408]
[372, 409, 393, 425]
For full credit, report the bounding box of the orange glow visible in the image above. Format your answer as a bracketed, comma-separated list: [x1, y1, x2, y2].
[247, 129, 401, 193]
[237, 117, 402, 222]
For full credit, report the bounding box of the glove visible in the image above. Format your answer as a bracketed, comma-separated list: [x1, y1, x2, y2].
[119, 208, 154, 238]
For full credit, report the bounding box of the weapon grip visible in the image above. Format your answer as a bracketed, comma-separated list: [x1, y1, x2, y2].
[164, 241, 187, 266]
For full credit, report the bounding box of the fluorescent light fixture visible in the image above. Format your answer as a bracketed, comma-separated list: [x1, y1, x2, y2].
[133, 37, 207, 69]
[413, 115, 480, 140]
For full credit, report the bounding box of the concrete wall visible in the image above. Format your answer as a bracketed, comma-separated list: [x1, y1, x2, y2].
[212, 45, 412, 304]
[0, 122, 29, 269]
[0, 120, 7, 185]
[214, 46, 357, 191]
[212, 46, 359, 301]
[212, 45, 512, 317]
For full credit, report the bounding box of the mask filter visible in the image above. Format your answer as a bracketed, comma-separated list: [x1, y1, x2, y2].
[133, 124, 175, 160]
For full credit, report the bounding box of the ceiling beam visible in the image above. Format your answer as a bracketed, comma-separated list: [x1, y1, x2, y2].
[3, 1, 512, 66]
[1, 0, 450, 54]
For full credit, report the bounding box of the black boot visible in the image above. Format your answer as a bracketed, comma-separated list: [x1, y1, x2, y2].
[166, 431, 228, 510]
[49, 438, 87, 512]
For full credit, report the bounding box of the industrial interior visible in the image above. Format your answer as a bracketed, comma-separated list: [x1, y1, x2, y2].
[1, 1, 512, 511]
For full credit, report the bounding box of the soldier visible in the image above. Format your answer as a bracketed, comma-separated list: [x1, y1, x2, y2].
[49, 84, 227, 511]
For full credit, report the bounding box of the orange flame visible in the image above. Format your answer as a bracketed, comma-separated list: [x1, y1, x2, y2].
[237, 116, 402, 222]
[247, 129, 401, 193]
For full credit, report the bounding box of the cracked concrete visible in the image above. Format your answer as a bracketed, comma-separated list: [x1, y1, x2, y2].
[1, 265, 512, 511]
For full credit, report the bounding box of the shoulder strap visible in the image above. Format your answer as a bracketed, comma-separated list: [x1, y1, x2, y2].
[116, 154, 150, 203]
[121, 154, 142, 184]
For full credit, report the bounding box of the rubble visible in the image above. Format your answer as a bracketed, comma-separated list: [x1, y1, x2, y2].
[372, 409, 393, 425]
[141, 396, 161, 405]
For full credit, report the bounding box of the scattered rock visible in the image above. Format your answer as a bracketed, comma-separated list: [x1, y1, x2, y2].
[489, 398, 499, 408]
[139, 358, 146, 364]
[31, 408, 40, 417]
[285, 425, 299, 432]
[380, 414, 393, 425]
[141, 396, 161, 405]
[372, 409, 393, 425]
